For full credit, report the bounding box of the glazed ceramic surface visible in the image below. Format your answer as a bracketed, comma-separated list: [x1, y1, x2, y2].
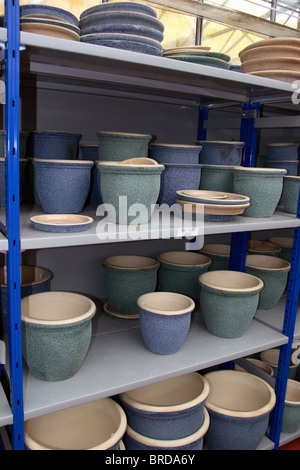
[177, 199, 250, 222]
[97, 131, 152, 161]
[196, 141, 244, 166]
[20, 4, 79, 26]
[260, 349, 298, 379]
[281, 379, 300, 434]
[28, 131, 82, 159]
[80, 32, 162, 51]
[239, 38, 300, 56]
[80, 2, 158, 20]
[282, 176, 300, 214]
[80, 22, 163, 42]
[239, 45, 300, 63]
[266, 143, 299, 161]
[266, 160, 298, 176]
[268, 236, 294, 262]
[163, 51, 230, 62]
[249, 70, 300, 84]
[158, 164, 202, 206]
[247, 239, 281, 257]
[149, 144, 202, 165]
[177, 190, 250, 206]
[199, 244, 231, 271]
[241, 57, 300, 74]
[79, 11, 164, 33]
[199, 165, 235, 193]
[165, 55, 230, 69]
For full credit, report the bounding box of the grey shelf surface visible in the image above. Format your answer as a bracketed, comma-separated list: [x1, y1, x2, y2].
[256, 297, 300, 340]
[0, 384, 13, 428]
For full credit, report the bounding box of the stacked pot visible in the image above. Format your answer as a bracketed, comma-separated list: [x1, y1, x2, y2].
[79, 2, 164, 56]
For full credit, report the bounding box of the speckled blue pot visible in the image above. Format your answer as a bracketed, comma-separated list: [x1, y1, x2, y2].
[281, 380, 300, 434]
[103, 255, 159, 317]
[0, 130, 29, 158]
[196, 141, 245, 166]
[79, 146, 102, 205]
[21, 291, 96, 381]
[158, 164, 202, 206]
[33, 159, 93, 213]
[199, 270, 264, 338]
[80, 32, 162, 52]
[268, 237, 294, 262]
[124, 408, 209, 450]
[0, 158, 28, 206]
[79, 144, 98, 160]
[97, 131, 152, 161]
[157, 251, 211, 300]
[281, 175, 300, 213]
[260, 349, 298, 379]
[80, 2, 158, 20]
[245, 254, 290, 310]
[248, 240, 281, 257]
[137, 291, 195, 354]
[149, 144, 202, 165]
[80, 36, 163, 56]
[199, 165, 235, 193]
[79, 11, 164, 33]
[266, 143, 299, 161]
[28, 131, 82, 160]
[24, 397, 127, 450]
[80, 23, 163, 42]
[204, 370, 276, 450]
[20, 4, 79, 26]
[199, 244, 231, 271]
[267, 160, 298, 176]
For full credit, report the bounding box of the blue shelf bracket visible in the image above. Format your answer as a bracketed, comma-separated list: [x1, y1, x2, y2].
[240, 102, 260, 167]
[4, 0, 24, 450]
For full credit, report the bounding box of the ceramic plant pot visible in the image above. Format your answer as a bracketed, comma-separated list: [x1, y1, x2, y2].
[0, 158, 28, 206]
[79, 146, 102, 205]
[281, 176, 300, 214]
[268, 237, 294, 262]
[124, 408, 210, 450]
[80, 34, 162, 55]
[137, 291, 195, 354]
[199, 270, 264, 338]
[281, 379, 300, 434]
[199, 165, 235, 193]
[157, 251, 211, 300]
[80, 2, 158, 20]
[97, 131, 152, 161]
[102, 255, 159, 318]
[204, 370, 276, 450]
[266, 143, 299, 161]
[158, 164, 202, 206]
[79, 11, 164, 33]
[233, 167, 287, 217]
[0, 130, 29, 158]
[149, 144, 202, 165]
[33, 159, 93, 214]
[21, 291, 96, 381]
[24, 397, 127, 450]
[248, 240, 281, 257]
[98, 161, 164, 224]
[80, 23, 164, 42]
[28, 131, 82, 159]
[245, 255, 290, 310]
[20, 4, 79, 26]
[199, 244, 231, 271]
[235, 358, 274, 377]
[120, 372, 209, 440]
[267, 160, 298, 176]
[79, 144, 98, 160]
[196, 141, 245, 166]
[260, 349, 298, 379]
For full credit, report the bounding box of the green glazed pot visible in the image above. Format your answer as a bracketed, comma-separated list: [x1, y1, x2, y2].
[199, 270, 264, 338]
[199, 165, 235, 193]
[157, 251, 212, 300]
[245, 254, 290, 310]
[96, 131, 152, 161]
[199, 244, 231, 271]
[281, 379, 300, 434]
[260, 349, 298, 379]
[268, 236, 294, 262]
[281, 176, 300, 214]
[247, 240, 281, 257]
[102, 255, 159, 318]
[233, 167, 286, 217]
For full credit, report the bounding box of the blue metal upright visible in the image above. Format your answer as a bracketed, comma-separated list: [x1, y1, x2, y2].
[197, 106, 209, 141]
[4, 0, 24, 449]
[240, 102, 260, 168]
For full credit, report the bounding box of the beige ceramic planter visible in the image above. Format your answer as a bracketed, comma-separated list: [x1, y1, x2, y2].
[248, 240, 282, 257]
[268, 236, 294, 262]
[199, 243, 231, 271]
[260, 348, 299, 379]
[24, 398, 127, 450]
[281, 379, 300, 434]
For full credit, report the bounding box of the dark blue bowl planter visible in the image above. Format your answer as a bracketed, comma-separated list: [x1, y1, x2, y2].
[79, 11, 164, 33]
[80, 36, 163, 56]
[80, 2, 158, 20]
[80, 23, 163, 42]
[150, 144, 202, 165]
[20, 4, 79, 26]
[80, 32, 162, 52]
[28, 131, 82, 160]
[0, 158, 28, 206]
[266, 143, 299, 161]
[158, 163, 201, 206]
[197, 141, 245, 166]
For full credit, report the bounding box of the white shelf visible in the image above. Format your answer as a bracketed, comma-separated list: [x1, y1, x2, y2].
[0, 384, 13, 428]
[256, 297, 300, 340]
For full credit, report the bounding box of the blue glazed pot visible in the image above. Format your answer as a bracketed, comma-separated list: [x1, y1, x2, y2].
[20, 4, 79, 26]
[79, 11, 164, 33]
[24, 398, 127, 450]
[79, 146, 102, 205]
[260, 349, 298, 379]
[137, 291, 195, 354]
[199, 165, 235, 193]
[21, 291, 96, 381]
[267, 160, 298, 176]
[158, 164, 202, 206]
[33, 159, 93, 213]
[97, 131, 152, 161]
[80, 23, 164, 42]
[196, 141, 245, 166]
[80, 2, 158, 20]
[80, 32, 163, 52]
[204, 370, 276, 450]
[0, 158, 28, 206]
[124, 408, 210, 450]
[281, 380, 300, 434]
[282, 176, 300, 213]
[199, 244, 231, 271]
[266, 143, 299, 161]
[0, 130, 29, 158]
[28, 131, 82, 160]
[149, 144, 202, 165]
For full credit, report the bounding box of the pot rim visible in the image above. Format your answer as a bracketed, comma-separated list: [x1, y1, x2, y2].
[248, 240, 281, 253]
[150, 143, 201, 149]
[199, 270, 264, 293]
[96, 131, 152, 138]
[233, 167, 287, 175]
[157, 251, 212, 268]
[125, 408, 210, 447]
[32, 158, 94, 165]
[245, 254, 291, 271]
[0, 158, 28, 162]
[102, 255, 159, 270]
[197, 140, 245, 146]
[267, 160, 298, 163]
[260, 348, 298, 369]
[268, 237, 294, 249]
[137, 291, 195, 315]
[0, 264, 52, 287]
[284, 379, 300, 405]
[284, 175, 300, 180]
[267, 143, 299, 147]
[200, 243, 231, 257]
[29, 130, 82, 137]
[97, 160, 164, 171]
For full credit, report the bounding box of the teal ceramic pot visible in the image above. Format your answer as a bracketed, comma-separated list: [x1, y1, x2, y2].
[24, 398, 127, 450]
[245, 254, 290, 310]
[282, 176, 300, 213]
[157, 251, 211, 300]
[149, 144, 202, 165]
[97, 132, 152, 161]
[233, 167, 287, 217]
[247, 240, 281, 257]
[281, 379, 300, 434]
[199, 270, 264, 338]
[255, 154, 267, 168]
[102, 255, 159, 318]
[267, 160, 298, 176]
[199, 165, 235, 193]
[21, 291, 96, 381]
[0, 130, 29, 158]
[196, 141, 245, 166]
[266, 143, 299, 161]
[98, 161, 164, 224]
[204, 370, 276, 450]
[0, 158, 28, 206]
[260, 349, 298, 379]
[199, 244, 231, 271]
[268, 237, 294, 262]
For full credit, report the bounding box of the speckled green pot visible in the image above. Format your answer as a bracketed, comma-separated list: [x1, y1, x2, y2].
[199, 270, 264, 338]
[260, 349, 298, 379]
[233, 167, 287, 217]
[268, 237, 294, 262]
[199, 244, 231, 271]
[96, 131, 152, 161]
[245, 254, 290, 310]
[199, 165, 235, 193]
[281, 379, 300, 434]
[21, 291, 96, 381]
[281, 176, 300, 214]
[157, 251, 211, 300]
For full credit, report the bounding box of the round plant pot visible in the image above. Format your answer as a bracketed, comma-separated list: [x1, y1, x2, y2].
[266, 143, 299, 161]
[80, 2, 158, 19]
[233, 167, 286, 217]
[267, 160, 298, 176]
[98, 161, 164, 224]
[268, 237, 294, 262]
[102, 255, 159, 318]
[149, 144, 202, 165]
[24, 397, 126, 450]
[245, 254, 290, 310]
[33, 159, 93, 214]
[235, 358, 274, 377]
[199, 165, 235, 193]
[20, 4, 79, 26]
[199, 244, 231, 271]
[21, 291, 96, 381]
[199, 270, 264, 338]
[79, 144, 98, 160]
[281, 379, 300, 434]
[96, 131, 152, 161]
[124, 408, 210, 450]
[204, 370, 276, 450]
[28, 131, 82, 159]
[281, 176, 300, 214]
[260, 349, 298, 379]
[158, 163, 202, 206]
[247, 240, 281, 257]
[120, 372, 209, 440]
[157, 251, 211, 300]
[196, 141, 245, 166]
[0, 158, 28, 206]
[0, 130, 29, 158]
[137, 291, 195, 354]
